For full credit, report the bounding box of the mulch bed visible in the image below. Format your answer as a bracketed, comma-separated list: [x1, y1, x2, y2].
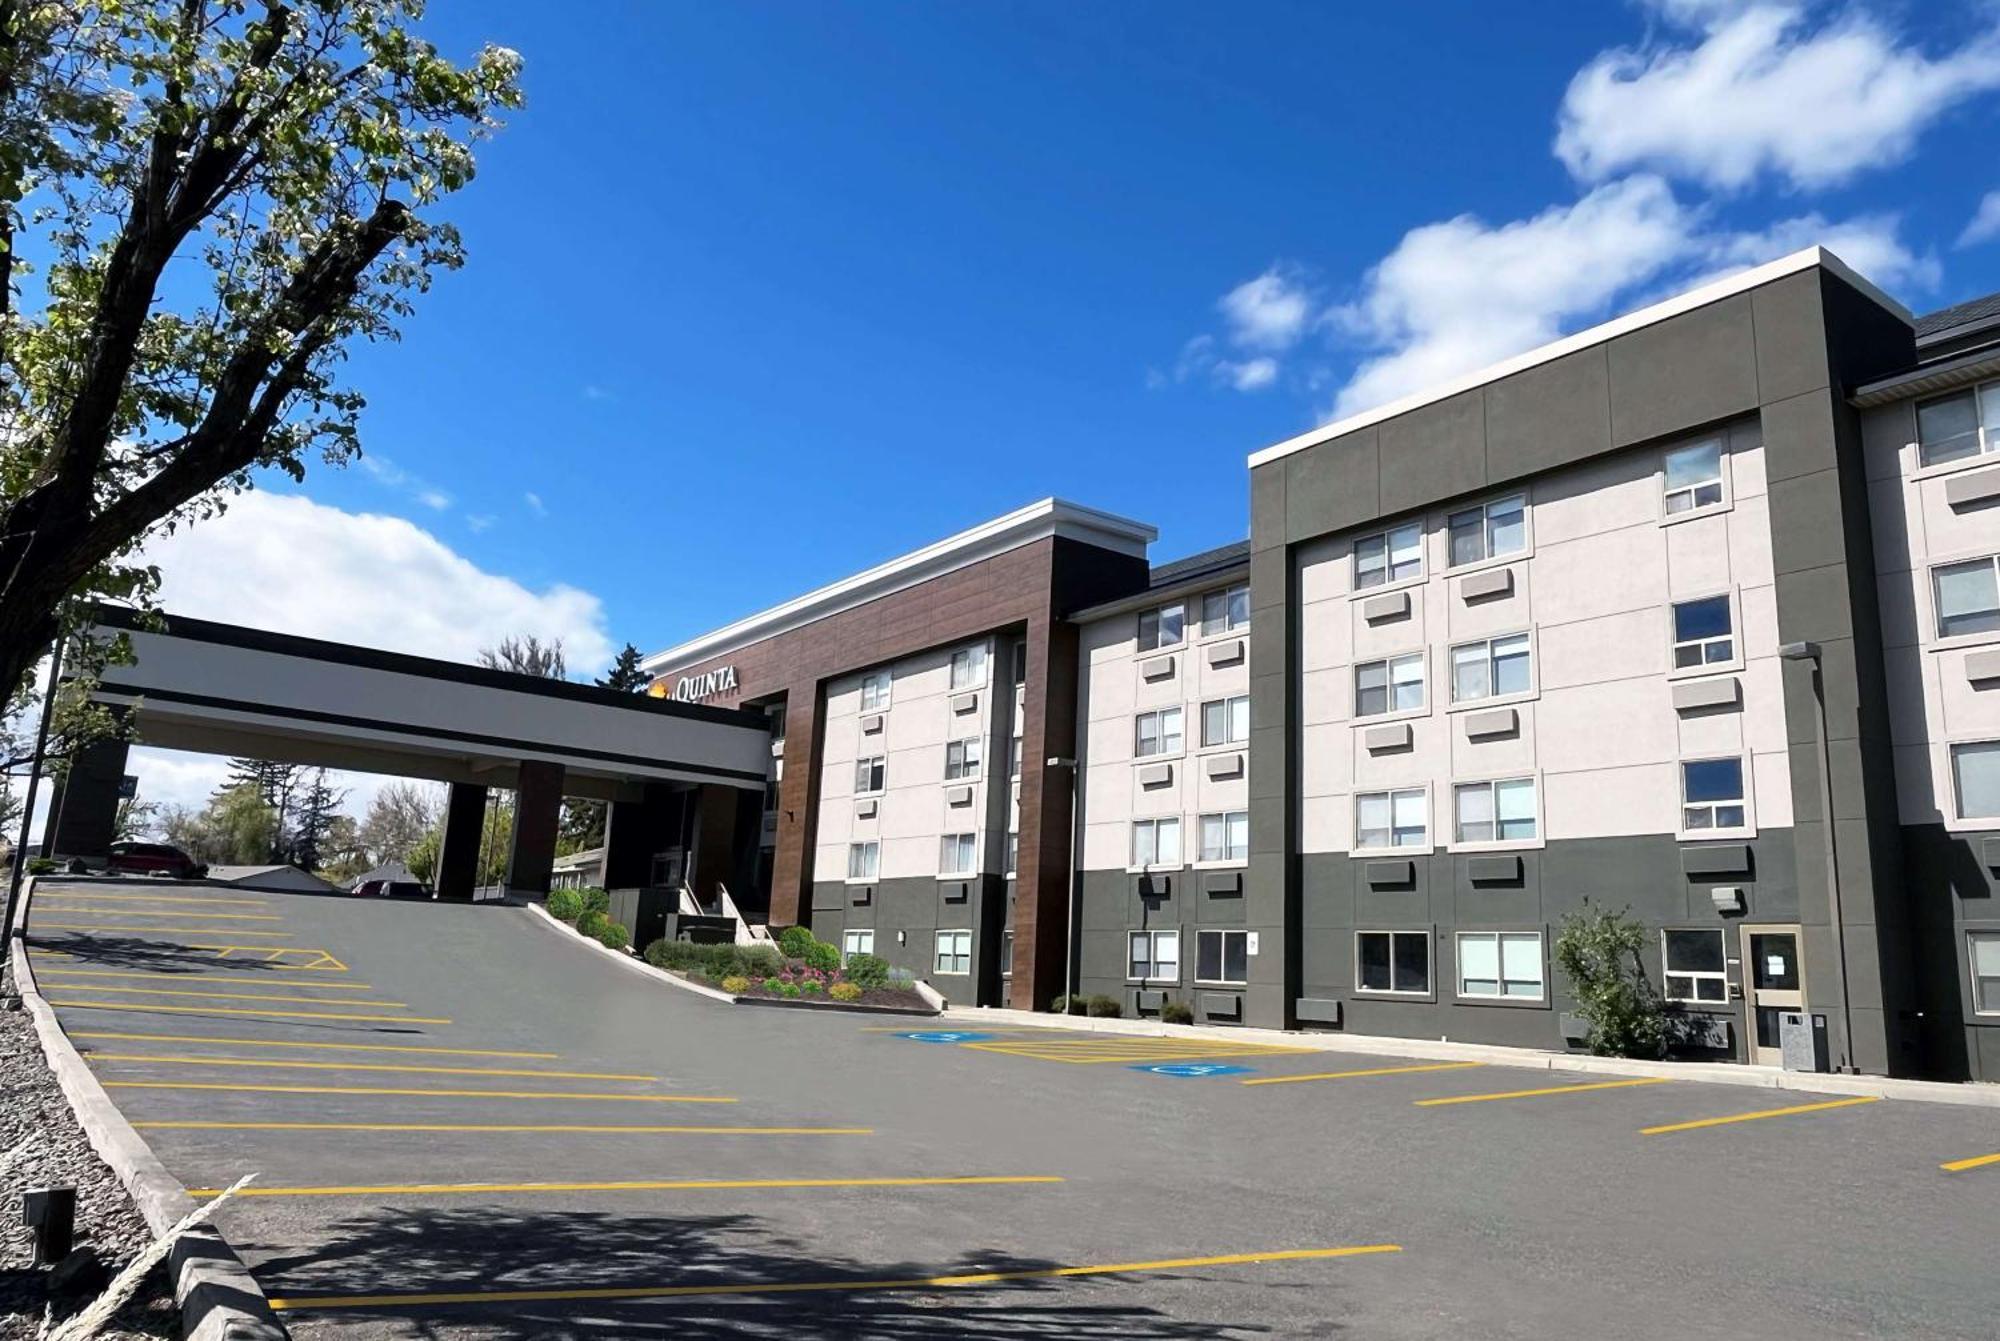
[1, 975, 176, 1341]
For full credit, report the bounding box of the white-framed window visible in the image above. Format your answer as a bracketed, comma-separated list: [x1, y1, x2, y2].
[949, 644, 988, 691]
[860, 671, 892, 712]
[1137, 602, 1185, 652]
[846, 841, 879, 881]
[1449, 633, 1531, 703]
[1916, 381, 2000, 468]
[853, 755, 885, 795]
[1662, 929, 1727, 1005]
[1355, 788, 1427, 851]
[944, 737, 982, 780]
[1355, 521, 1423, 590]
[1198, 811, 1249, 863]
[1004, 831, 1018, 875]
[1457, 931, 1544, 1000]
[1196, 928, 1249, 985]
[934, 929, 972, 975]
[1012, 637, 1028, 686]
[1951, 741, 2000, 821]
[1672, 594, 1735, 669]
[1131, 817, 1182, 867]
[842, 928, 875, 963]
[1354, 652, 1425, 717]
[1933, 556, 2000, 640]
[1000, 928, 1014, 977]
[1453, 777, 1537, 844]
[1663, 438, 1725, 515]
[1134, 706, 1184, 757]
[1447, 492, 1526, 568]
[1356, 929, 1430, 996]
[1969, 931, 2000, 1016]
[1200, 695, 1250, 747]
[1681, 756, 1747, 832]
[1201, 583, 1250, 634]
[1128, 929, 1180, 983]
[939, 832, 977, 877]
[1009, 737, 1022, 778]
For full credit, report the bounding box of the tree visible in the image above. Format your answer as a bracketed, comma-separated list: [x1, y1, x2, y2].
[282, 766, 344, 870]
[225, 757, 304, 859]
[169, 781, 278, 865]
[0, 2, 524, 728]
[356, 780, 441, 866]
[596, 643, 648, 693]
[114, 795, 160, 841]
[1553, 902, 1674, 1060]
[319, 813, 367, 882]
[406, 792, 508, 888]
[479, 635, 566, 680]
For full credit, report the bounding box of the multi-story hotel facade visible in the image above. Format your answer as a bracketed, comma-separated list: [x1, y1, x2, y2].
[641, 247, 2000, 1082]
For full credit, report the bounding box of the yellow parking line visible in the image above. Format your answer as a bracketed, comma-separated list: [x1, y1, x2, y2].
[1942, 1152, 2000, 1173]
[38, 905, 284, 921]
[1415, 1077, 1670, 1107]
[266, 1243, 1402, 1311]
[110, 1081, 733, 1104]
[137, 1121, 872, 1135]
[72, 1032, 556, 1059]
[201, 1173, 1059, 1199]
[38, 923, 291, 937]
[45, 985, 409, 1007]
[32, 891, 268, 906]
[1243, 1061, 1486, 1086]
[48, 999, 446, 1023]
[198, 946, 347, 970]
[40, 970, 374, 990]
[1641, 1095, 1880, 1136]
[86, 1054, 657, 1082]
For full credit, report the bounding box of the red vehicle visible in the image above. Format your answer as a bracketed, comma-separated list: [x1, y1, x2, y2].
[104, 841, 208, 881]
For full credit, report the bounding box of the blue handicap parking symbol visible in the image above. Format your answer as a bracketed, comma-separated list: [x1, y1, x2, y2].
[1130, 1062, 1255, 1078]
[897, 1031, 994, 1044]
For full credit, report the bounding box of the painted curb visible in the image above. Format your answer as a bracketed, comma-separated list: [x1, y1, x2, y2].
[945, 1005, 2000, 1110]
[10, 896, 287, 1340]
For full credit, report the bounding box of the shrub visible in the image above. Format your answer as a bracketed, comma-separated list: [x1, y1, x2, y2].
[829, 981, 863, 1002]
[576, 909, 608, 939]
[778, 981, 802, 998]
[595, 920, 631, 951]
[1086, 994, 1122, 1018]
[1049, 994, 1073, 1015]
[803, 942, 840, 974]
[1049, 993, 1089, 1016]
[741, 945, 785, 977]
[762, 976, 783, 992]
[720, 975, 750, 995]
[1554, 902, 1671, 1059]
[801, 979, 823, 995]
[844, 953, 890, 990]
[577, 887, 611, 917]
[1160, 1001, 1194, 1025]
[546, 888, 584, 922]
[777, 926, 817, 959]
[26, 857, 59, 876]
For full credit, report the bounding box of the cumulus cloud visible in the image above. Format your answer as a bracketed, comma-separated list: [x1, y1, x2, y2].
[524, 491, 547, 517]
[1218, 268, 1313, 351]
[1556, 5, 2000, 191]
[1699, 209, 1939, 290]
[1960, 191, 2000, 248]
[1164, 336, 1283, 394]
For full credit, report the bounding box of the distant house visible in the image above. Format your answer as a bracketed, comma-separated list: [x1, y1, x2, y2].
[552, 845, 604, 891]
[206, 865, 346, 895]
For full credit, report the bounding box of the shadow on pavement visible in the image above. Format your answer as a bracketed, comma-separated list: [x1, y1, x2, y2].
[28, 933, 300, 975]
[247, 1206, 1310, 1339]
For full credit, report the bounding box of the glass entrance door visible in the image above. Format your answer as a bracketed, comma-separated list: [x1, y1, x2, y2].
[1740, 924, 1803, 1066]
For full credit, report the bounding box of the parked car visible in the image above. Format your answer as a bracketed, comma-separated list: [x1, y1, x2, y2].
[353, 878, 432, 900]
[104, 841, 207, 881]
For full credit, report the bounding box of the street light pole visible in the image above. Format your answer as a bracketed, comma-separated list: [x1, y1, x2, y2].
[1047, 756, 1079, 1007]
[1779, 640, 1858, 1074]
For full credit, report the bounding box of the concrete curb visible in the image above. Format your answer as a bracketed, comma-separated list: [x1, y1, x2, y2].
[943, 1005, 2000, 1110]
[10, 904, 287, 1340]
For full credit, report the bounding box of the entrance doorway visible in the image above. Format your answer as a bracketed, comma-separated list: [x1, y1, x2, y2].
[652, 848, 686, 892]
[1740, 924, 1804, 1066]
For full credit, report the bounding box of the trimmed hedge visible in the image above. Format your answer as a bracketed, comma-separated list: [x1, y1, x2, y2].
[546, 888, 584, 922]
[1086, 994, 1122, 1018]
[1160, 1000, 1194, 1025]
[577, 887, 611, 916]
[595, 920, 631, 951]
[844, 953, 890, 990]
[576, 909, 609, 938]
[642, 939, 784, 981]
[829, 982, 863, 1002]
[776, 926, 816, 959]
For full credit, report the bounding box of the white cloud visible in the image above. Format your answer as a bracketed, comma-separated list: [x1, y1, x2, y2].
[359, 452, 453, 514]
[524, 491, 546, 517]
[417, 488, 451, 511]
[1227, 357, 1279, 391]
[465, 513, 495, 533]
[1960, 191, 2000, 247]
[124, 747, 397, 834]
[1557, 5, 2000, 191]
[1699, 209, 1939, 291]
[1167, 336, 1283, 394]
[1218, 268, 1313, 351]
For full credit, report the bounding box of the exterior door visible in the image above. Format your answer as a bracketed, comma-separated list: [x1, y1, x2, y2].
[1740, 924, 1804, 1066]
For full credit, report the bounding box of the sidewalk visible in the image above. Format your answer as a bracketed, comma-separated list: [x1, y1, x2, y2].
[939, 1005, 2000, 1110]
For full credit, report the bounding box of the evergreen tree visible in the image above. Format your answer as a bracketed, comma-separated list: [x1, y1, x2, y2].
[284, 768, 347, 872]
[222, 758, 306, 861]
[595, 643, 649, 693]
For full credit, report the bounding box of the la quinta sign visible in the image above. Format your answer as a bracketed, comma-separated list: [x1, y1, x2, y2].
[671, 665, 739, 703]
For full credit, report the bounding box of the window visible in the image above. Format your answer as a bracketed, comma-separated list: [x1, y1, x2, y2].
[1916, 383, 2000, 468]
[1356, 930, 1430, 995]
[1951, 741, 2000, 821]
[1449, 633, 1531, 703]
[842, 929, 875, 963]
[939, 832, 977, 876]
[1009, 737, 1022, 778]
[944, 737, 982, 780]
[1000, 929, 1014, 977]
[1355, 521, 1423, 590]
[846, 841, 879, 881]
[1356, 789, 1427, 850]
[1447, 493, 1526, 567]
[1201, 695, 1250, 747]
[1458, 931, 1544, 1000]
[1196, 929, 1249, 985]
[1137, 603, 1185, 652]
[1933, 556, 2000, 639]
[1681, 757, 1747, 831]
[1131, 817, 1182, 867]
[1453, 778, 1537, 844]
[1970, 931, 2000, 1016]
[1005, 831, 1018, 875]
[1663, 439, 1725, 514]
[860, 671, 891, 712]
[1672, 595, 1735, 668]
[949, 644, 987, 690]
[934, 929, 972, 975]
[1201, 583, 1250, 633]
[1198, 811, 1249, 863]
[1012, 637, 1027, 686]
[1662, 929, 1727, 1004]
[853, 755, 885, 795]
[1128, 929, 1180, 983]
[1134, 706, 1184, 757]
[1354, 653, 1425, 717]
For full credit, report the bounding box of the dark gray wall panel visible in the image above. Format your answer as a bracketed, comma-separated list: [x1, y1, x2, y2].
[1285, 426, 1381, 544]
[1750, 270, 1832, 406]
[1378, 391, 1488, 517]
[1607, 294, 1760, 448]
[1483, 346, 1613, 481]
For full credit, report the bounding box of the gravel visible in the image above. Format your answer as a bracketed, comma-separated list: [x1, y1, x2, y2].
[0, 974, 176, 1341]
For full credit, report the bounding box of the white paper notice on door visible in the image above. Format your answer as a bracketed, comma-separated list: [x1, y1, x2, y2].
[1765, 955, 1785, 978]
[1247, 932, 1260, 956]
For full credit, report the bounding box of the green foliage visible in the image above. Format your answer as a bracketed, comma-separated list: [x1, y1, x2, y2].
[719, 975, 750, 995]
[800, 979, 823, 995]
[829, 981, 863, 1002]
[575, 909, 608, 939]
[594, 920, 631, 952]
[776, 926, 817, 959]
[761, 976, 782, 993]
[843, 953, 890, 990]
[1051, 993, 1091, 1016]
[27, 857, 59, 875]
[546, 888, 583, 922]
[1160, 1001, 1194, 1025]
[803, 941, 840, 974]
[1086, 994, 1122, 1018]
[1554, 903, 1672, 1059]
[642, 940, 784, 982]
[576, 887, 610, 917]
[405, 828, 440, 886]
[596, 644, 650, 693]
[778, 981, 802, 998]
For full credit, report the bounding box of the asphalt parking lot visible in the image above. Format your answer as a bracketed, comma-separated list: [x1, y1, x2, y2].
[22, 878, 2000, 1339]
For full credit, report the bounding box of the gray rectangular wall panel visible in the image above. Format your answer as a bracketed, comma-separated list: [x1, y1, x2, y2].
[1484, 346, 1613, 481]
[1750, 270, 1832, 406]
[1607, 294, 1759, 448]
[1285, 427, 1381, 545]
[1378, 390, 1488, 517]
